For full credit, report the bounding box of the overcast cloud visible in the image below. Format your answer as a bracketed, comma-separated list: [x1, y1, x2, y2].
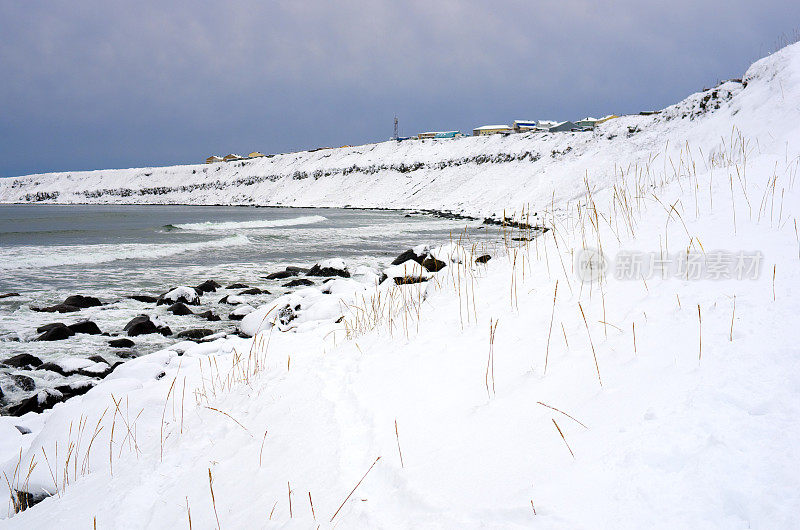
[1, 0, 798, 177]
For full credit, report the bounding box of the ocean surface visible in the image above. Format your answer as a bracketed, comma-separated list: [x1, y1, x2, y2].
[0, 204, 496, 405]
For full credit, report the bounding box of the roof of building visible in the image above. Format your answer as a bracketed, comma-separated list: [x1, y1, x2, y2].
[514, 120, 537, 125]
[474, 124, 511, 130]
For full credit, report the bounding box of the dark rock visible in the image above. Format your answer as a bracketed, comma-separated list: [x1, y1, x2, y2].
[2, 354, 43, 369]
[195, 310, 221, 322]
[158, 326, 172, 337]
[68, 320, 102, 335]
[225, 283, 249, 289]
[195, 280, 221, 293]
[62, 295, 103, 308]
[115, 350, 138, 359]
[36, 322, 66, 333]
[0, 292, 20, 299]
[55, 381, 95, 399]
[87, 355, 108, 365]
[109, 338, 135, 348]
[11, 374, 35, 392]
[238, 287, 268, 295]
[277, 304, 299, 326]
[37, 362, 68, 376]
[129, 294, 159, 303]
[285, 266, 310, 274]
[307, 264, 350, 278]
[167, 302, 194, 316]
[176, 328, 214, 340]
[14, 425, 31, 435]
[394, 276, 430, 286]
[283, 278, 315, 287]
[228, 311, 249, 321]
[31, 303, 81, 313]
[36, 325, 75, 341]
[13, 489, 50, 512]
[265, 270, 297, 280]
[421, 257, 447, 272]
[124, 316, 159, 336]
[475, 254, 491, 264]
[391, 248, 427, 266]
[157, 288, 200, 306]
[7, 389, 65, 416]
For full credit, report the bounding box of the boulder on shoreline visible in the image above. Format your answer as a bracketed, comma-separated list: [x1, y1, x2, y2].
[226, 283, 249, 289]
[68, 321, 102, 335]
[124, 315, 172, 337]
[391, 247, 428, 266]
[176, 328, 214, 340]
[265, 270, 297, 280]
[475, 254, 491, 264]
[157, 286, 201, 306]
[195, 310, 221, 322]
[283, 278, 315, 287]
[62, 295, 103, 308]
[238, 287, 269, 295]
[109, 338, 135, 348]
[307, 258, 350, 278]
[195, 280, 221, 293]
[0, 293, 20, 299]
[129, 294, 159, 303]
[31, 303, 81, 313]
[36, 325, 75, 341]
[167, 302, 194, 316]
[1, 354, 43, 369]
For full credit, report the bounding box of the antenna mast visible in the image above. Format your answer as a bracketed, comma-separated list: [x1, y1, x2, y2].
[393, 115, 398, 140]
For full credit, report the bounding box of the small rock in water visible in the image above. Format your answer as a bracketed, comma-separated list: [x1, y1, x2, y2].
[285, 266, 310, 274]
[0, 292, 20, 299]
[229, 305, 255, 320]
[36, 322, 66, 333]
[238, 287, 269, 295]
[2, 353, 43, 369]
[265, 270, 297, 280]
[31, 303, 81, 313]
[176, 328, 214, 340]
[36, 362, 69, 376]
[168, 302, 194, 316]
[307, 261, 350, 278]
[87, 355, 109, 365]
[226, 283, 249, 289]
[36, 325, 75, 341]
[157, 286, 201, 306]
[11, 374, 36, 392]
[68, 320, 102, 335]
[62, 295, 103, 308]
[124, 315, 170, 336]
[283, 278, 315, 287]
[109, 338, 135, 348]
[195, 280, 221, 293]
[129, 294, 159, 303]
[475, 254, 491, 264]
[195, 310, 221, 322]
[6, 388, 65, 415]
[54, 381, 95, 399]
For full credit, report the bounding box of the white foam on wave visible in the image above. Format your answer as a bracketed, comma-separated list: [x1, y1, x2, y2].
[0, 234, 250, 270]
[174, 215, 327, 231]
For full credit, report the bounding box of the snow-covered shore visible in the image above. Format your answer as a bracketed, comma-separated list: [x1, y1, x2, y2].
[2, 43, 800, 528]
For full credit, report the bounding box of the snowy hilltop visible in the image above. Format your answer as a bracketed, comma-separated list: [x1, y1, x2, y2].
[1, 43, 800, 528]
[2, 42, 798, 219]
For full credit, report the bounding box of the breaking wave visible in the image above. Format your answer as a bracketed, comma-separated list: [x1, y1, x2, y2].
[0, 234, 251, 270]
[172, 215, 327, 231]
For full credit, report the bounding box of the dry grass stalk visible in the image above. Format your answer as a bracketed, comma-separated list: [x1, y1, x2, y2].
[485, 319, 499, 398]
[697, 304, 702, 361]
[552, 419, 575, 459]
[208, 468, 221, 529]
[730, 295, 736, 341]
[309, 491, 316, 520]
[632, 322, 637, 355]
[578, 302, 602, 386]
[544, 280, 558, 373]
[186, 496, 193, 530]
[530, 499, 537, 515]
[259, 429, 269, 467]
[537, 401, 588, 429]
[394, 419, 405, 468]
[288, 482, 293, 518]
[330, 457, 381, 522]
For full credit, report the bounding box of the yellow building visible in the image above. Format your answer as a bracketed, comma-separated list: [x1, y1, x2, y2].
[248, 152, 266, 158]
[472, 125, 512, 136]
[205, 155, 223, 164]
[596, 115, 618, 124]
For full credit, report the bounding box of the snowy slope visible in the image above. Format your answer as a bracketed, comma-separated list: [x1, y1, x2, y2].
[1, 44, 800, 528]
[2, 42, 799, 219]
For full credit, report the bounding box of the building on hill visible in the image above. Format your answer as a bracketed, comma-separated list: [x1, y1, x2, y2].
[547, 121, 579, 132]
[596, 115, 618, 124]
[248, 152, 266, 158]
[513, 120, 538, 132]
[575, 117, 600, 129]
[433, 131, 462, 139]
[472, 125, 512, 136]
[205, 156, 223, 164]
[223, 154, 243, 161]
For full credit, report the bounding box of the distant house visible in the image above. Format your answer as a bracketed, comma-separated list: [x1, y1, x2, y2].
[534, 120, 558, 132]
[547, 121, 579, 132]
[513, 120, 538, 132]
[223, 154, 243, 162]
[575, 117, 600, 129]
[205, 155, 223, 164]
[433, 131, 461, 139]
[248, 152, 266, 158]
[473, 125, 512, 136]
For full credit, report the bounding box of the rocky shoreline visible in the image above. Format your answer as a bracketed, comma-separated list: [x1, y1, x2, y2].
[0, 243, 495, 418]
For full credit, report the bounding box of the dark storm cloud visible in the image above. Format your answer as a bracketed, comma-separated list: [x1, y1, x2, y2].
[1, 0, 798, 176]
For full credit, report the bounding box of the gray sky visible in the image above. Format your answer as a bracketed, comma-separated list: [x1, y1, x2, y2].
[1, 0, 798, 177]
